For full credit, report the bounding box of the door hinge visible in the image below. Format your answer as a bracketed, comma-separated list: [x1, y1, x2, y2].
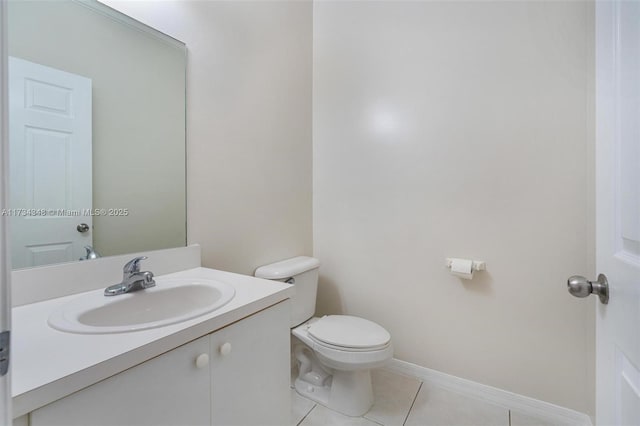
[0, 330, 9, 376]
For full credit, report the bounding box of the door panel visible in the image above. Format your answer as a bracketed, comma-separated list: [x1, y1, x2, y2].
[8, 57, 92, 269]
[596, 1, 640, 424]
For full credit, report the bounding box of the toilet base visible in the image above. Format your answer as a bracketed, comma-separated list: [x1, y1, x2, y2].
[295, 368, 374, 417]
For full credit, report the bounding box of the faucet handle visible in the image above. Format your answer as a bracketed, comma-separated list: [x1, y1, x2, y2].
[123, 256, 148, 274]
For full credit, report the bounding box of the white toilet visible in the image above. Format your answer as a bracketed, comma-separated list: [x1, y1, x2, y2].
[255, 256, 393, 417]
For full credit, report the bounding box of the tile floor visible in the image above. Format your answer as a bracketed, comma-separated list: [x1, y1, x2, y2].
[290, 368, 571, 426]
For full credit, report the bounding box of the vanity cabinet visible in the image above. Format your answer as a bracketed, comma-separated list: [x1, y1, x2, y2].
[210, 302, 291, 425]
[31, 336, 211, 426]
[29, 301, 290, 426]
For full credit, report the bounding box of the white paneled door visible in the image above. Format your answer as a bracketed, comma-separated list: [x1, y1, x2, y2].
[9, 57, 92, 269]
[596, 1, 640, 425]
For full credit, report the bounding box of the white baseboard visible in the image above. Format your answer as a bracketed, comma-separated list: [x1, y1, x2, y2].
[384, 358, 593, 426]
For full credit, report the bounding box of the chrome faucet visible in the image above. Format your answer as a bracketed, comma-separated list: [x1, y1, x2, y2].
[79, 245, 100, 261]
[104, 256, 156, 296]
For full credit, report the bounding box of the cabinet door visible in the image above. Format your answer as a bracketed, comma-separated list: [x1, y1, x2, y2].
[31, 335, 211, 426]
[210, 301, 291, 426]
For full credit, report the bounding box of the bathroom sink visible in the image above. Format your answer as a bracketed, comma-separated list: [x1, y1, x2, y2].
[48, 278, 235, 334]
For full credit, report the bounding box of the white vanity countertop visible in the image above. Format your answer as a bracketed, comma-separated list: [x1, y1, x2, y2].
[11, 267, 294, 417]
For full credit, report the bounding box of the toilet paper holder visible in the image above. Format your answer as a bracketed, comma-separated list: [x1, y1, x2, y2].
[445, 258, 486, 272]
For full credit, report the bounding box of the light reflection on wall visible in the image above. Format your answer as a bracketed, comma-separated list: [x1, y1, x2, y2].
[366, 102, 405, 142]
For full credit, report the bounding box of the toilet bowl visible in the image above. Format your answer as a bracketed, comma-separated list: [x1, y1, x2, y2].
[292, 315, 393, 416]
[255, 257, 393, 417]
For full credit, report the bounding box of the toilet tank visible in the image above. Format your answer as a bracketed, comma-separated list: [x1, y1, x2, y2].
[254, 256, 320, 327]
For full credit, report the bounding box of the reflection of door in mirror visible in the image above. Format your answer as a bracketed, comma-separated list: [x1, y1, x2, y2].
[7, 0, 187, 269]
[9, 57, 92, 269]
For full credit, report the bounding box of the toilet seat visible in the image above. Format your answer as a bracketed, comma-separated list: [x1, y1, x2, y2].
[309, 336, 391, 352]
[307, 315, 391, 351]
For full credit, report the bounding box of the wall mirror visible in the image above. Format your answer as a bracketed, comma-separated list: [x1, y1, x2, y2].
[7, 0, 187, 269]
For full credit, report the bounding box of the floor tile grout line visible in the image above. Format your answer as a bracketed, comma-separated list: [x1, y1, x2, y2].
[297, 403, 317, 426]
[402, 381, 424, 426]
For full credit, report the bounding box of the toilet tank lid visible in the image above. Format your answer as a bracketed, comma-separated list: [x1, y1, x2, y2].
[254, 256, 320, 279]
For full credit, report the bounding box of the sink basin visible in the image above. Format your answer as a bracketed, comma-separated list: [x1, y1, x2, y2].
[48, 278, 235, 334]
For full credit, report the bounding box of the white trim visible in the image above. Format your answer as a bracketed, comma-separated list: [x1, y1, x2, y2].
[384, 358, 593, 426]
[0, 0, 12, 422]
[74, 0, 186, 50]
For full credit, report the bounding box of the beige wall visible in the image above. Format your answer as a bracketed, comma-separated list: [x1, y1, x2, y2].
[8, 0, 186, 258]
[313, 0, 595, 415]
[107, 0, 594, 414]
[104, 0, 314, 275]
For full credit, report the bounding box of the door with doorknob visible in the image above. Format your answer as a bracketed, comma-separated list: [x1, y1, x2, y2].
[577, 2, 640, 424]
[8, 57, 92, 269]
